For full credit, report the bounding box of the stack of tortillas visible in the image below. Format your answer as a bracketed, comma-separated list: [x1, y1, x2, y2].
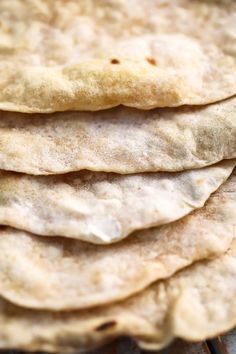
[1, 1, 236, 352]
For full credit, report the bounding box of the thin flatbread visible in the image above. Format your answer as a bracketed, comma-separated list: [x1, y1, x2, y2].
[0, 179, 236, 352]
[0, 160, 233, 243]
[136, 239, 236, 351]
[0, 0, 236, 112]
[1, 97, 236, 175]
[0, 169, 235, 311]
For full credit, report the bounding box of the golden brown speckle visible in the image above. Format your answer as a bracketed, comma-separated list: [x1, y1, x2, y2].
[146, 57, 157, 66]
[110, 58, 120, 64]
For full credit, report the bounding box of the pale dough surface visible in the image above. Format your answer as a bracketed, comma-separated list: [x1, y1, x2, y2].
[0, 168, 235, 313]
[0, 160, 233, 244]
[0, 0, 236, 112]
[0, 172, 236, 351]
[1, 97, 236, 175]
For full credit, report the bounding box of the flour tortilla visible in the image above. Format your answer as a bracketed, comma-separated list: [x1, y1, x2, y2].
[0, 169, 235, 312]
[0, 160, 233, 244]
[1, 96, 236, 175]
[136, 239, 236, 351]
[0, 0, 236, 112]
[0, 174, 236, 352]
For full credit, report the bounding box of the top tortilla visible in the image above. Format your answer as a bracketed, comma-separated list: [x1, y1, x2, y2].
[0, 0, 236, 112]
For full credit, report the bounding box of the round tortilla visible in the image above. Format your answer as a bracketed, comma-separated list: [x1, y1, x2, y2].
[0, 160, 233, 243]
[0, 0, 236, 112]
[0, 97, 236, 175]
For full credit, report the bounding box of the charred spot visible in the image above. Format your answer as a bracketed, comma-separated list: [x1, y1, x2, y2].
[146, 57, 156, 66]
[110, 58, 120, 64]
[95, 321, 117, 331]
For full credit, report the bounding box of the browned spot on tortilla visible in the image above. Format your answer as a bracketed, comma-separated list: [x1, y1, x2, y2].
[146, 57, 156, 66]
[110, 58, 120, 64]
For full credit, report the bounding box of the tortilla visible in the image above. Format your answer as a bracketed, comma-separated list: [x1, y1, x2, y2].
[137, 239, 236, 350]
[1, 96, 236, 175]
[0, 212, 236, 353]
[0, 160, 233, 244]
[0, 169, 235, 311]
[0, 0, 236, 112]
